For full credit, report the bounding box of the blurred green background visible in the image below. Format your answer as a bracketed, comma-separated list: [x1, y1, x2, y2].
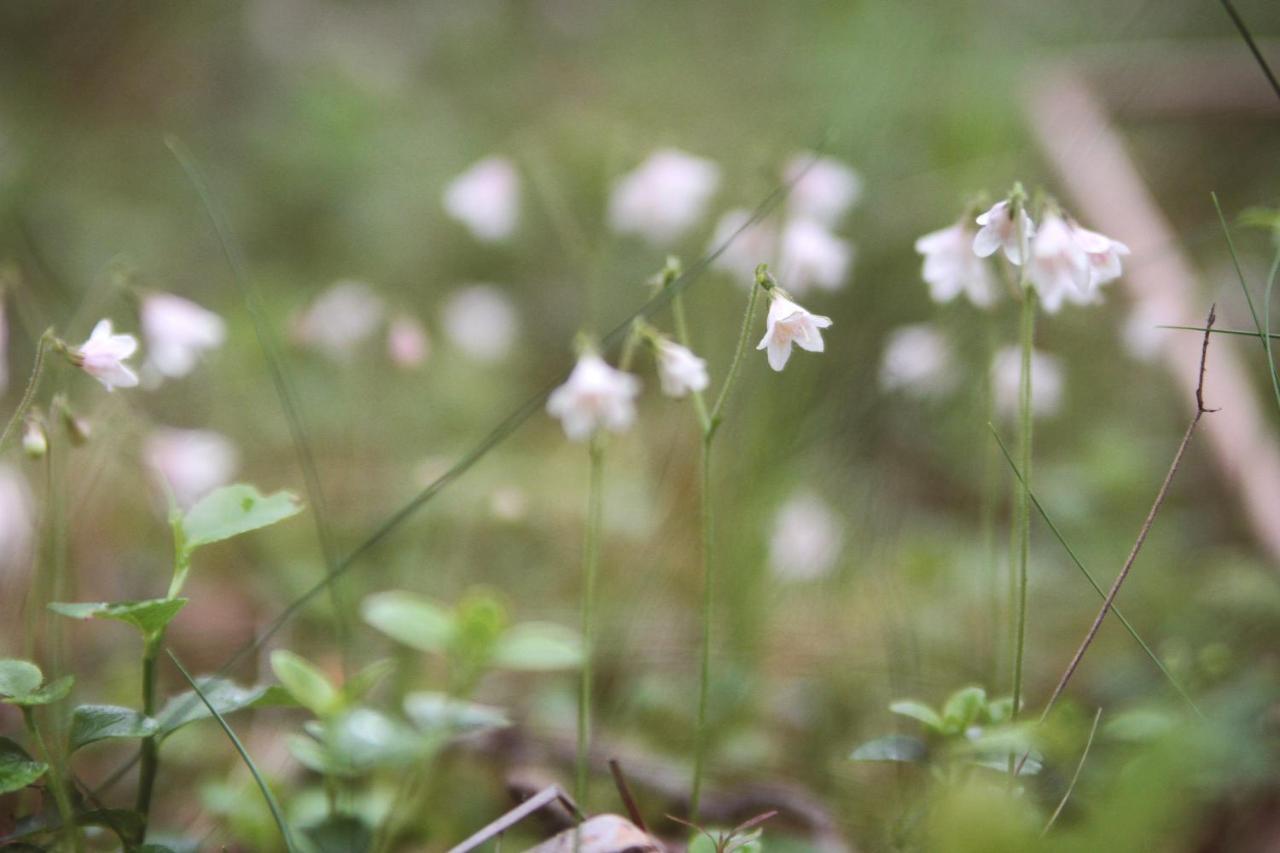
[2, 1, 1280, 850]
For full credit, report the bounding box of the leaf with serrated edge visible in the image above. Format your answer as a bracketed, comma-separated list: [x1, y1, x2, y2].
[0, 737, 47, 795]
[155, 678, 272, 736]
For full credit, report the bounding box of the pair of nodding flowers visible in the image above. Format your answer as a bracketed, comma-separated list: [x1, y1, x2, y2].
[547, 270, 832, 442]
[915, 197, 1129, 313]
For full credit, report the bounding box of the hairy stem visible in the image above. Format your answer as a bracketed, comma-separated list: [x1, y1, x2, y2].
[1011, 286, 1036, 730]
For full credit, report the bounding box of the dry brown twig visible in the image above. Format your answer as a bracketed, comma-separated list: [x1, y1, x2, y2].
[1016, 305, 1218, 775]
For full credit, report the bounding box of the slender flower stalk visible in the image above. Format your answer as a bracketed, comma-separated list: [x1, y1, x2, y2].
[1010, 193, 1036, 753]
[0, 329, 54, 453]
[687, 268, 765, 820]
[576, 437, 605, 809]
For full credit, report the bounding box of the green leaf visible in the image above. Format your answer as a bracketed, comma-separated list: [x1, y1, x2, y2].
[360, 591, 454, 654]
[325, 708, 423, 773]
[0, 737, 47, 795]
[888, 700, 944, 733]
[7, 675, 74, 706]
[303, 815, 373, 853]
[403, 692, 510, 735]
[0, 660, 43, 699]
[270, 651, 341, 718]
[942, 686, 988, 734]
[70, 705, 159, 752]
[181, 485, 302, 553]
[155, 678, 273, 737]
[49, 598, 188, 638]
[492, 622, 584, 671]
[850, 734, 927, 763]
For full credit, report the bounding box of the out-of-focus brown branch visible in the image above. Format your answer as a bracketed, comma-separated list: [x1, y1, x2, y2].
[1018, 308, 1217, 773]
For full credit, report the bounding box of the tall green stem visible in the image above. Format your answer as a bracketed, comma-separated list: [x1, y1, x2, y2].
[1011, 287, 1037, 730]
[24, 707, 81, 853]
[135, 634, 162, 825]
[689, 282, 762, 820]
[576, 440, 605, 809]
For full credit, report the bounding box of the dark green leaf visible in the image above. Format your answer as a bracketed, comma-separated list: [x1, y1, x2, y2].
[0, 737, 47, 795]
[49, 599, 188, 638]
[76, 809, 145, 847]
[850, 734, 927, 763]
[303, 815, 372, 853]
[69, 705, 159, 752]
[181, 485, 302, 553]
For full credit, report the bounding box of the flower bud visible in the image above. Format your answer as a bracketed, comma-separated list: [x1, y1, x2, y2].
[21, 415, 46, 459]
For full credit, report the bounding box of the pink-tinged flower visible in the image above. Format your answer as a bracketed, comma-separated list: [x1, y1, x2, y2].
[1072, 225, 1130, 287]
[386, 313, 430, 369]
[769, 491, 843, 582]
[75, 319, 139, 391]
[442, 156, 520, 242]
[784, 153, 862, 227]
[709, 208, 779, 282]
[608, 149, 721, 246]
[991, 346, 1064, 420]
[780, 219, 853, 294]
[757, 293, 833, 372]
[1027, 214, 1091, 313]
[441, 285, 519, 363]
[654, 339, 709, 398]
[144, 428, 239, 508]
[292, 281, 385, 360]
[915, 223, 999, 307]
[0, 464, 34, 575]
[879, 324, 956, 398]
[546, 353, 641, 441]
[973, 200, 1035, 264]
[141, 293, 227, 379]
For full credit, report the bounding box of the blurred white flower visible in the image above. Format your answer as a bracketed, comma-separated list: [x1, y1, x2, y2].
[1122, 303, 1164, 363]
[779, 219, 853, 294]
[608, 148, 721, 246]
[654, 339, 709, 398]
[144, 428, 239, 509]
[879, 324, 956, 398]
[769, 491, 843, 582]
[386, 313, 430, 369]
[292, 281, 385, 360]
[0, 464, 34, 576]
[1073, 225, 1130, 287]
[489, 484, 528, 522]
[141, 292, 227, 379]
[991, 346, 1064, 420]
[21, 417, 46, 459]
[75, 319, 139, 391]
[915, 223, 999, 307]
[442, 156, 520, 242]
[784, 152, 862, 227]
[1027, 214, 1091, 313]
[546, 353, 641, 441]
[757, 293, 833, 372]
[709, 208, 778, 282]
[973, 200, 1034, 265]
[441, 285, 519, 363]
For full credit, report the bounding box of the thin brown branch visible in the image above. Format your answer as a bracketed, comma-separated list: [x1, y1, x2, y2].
[609, 758, 649, 834]
[448, 785, 582, 853]
[1017, 305, 1217, 773]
